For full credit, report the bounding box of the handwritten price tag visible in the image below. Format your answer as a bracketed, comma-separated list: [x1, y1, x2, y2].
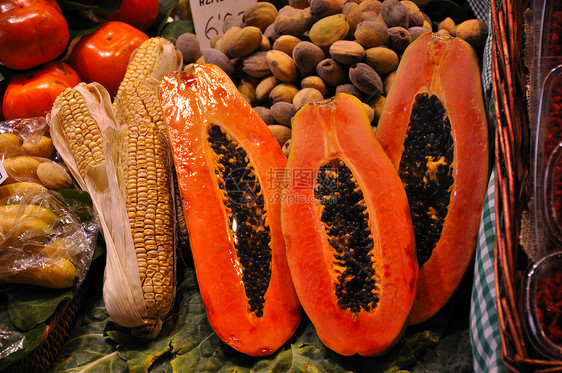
[190, 0, 257, 51]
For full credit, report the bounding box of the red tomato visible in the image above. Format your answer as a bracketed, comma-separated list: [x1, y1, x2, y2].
[106, 0, 160, 31]
[2, 61, 82, 120]
[0, 0, 70, 70]
[68, 21, 149, 98]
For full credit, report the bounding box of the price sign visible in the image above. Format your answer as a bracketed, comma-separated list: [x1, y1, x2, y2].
[190, 0, 258, 52]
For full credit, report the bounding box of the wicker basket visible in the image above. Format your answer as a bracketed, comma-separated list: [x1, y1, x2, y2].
[493, 0, 562, 371]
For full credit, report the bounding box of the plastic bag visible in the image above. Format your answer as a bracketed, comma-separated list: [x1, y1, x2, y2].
[0, 117, 98, 289]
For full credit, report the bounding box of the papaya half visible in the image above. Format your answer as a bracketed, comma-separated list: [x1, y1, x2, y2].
[159, 63, 301, 356]
[376, 33, 489, 325]
[282, 93, 417, 356]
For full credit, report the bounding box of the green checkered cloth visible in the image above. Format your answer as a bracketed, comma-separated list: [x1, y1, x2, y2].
[467, 0, 507, 372]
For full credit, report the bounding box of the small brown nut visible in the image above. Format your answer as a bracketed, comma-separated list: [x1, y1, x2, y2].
[310, 0, 344, 20]
[301, 75, 328, 97]
[401, 0, 424, 27]
[238, 77, 258, 104]
[293, 41, 326, 76]
[354, 21, 389, 48]
[383, 71, 396, 95]
[255, 76, 279, 102]
[422, 19, 432, 32]
[271, 101, 297, 126]
[438, 17, 455, 33]
[175, 32, 201, 64]
[367, 94, 386, 123]
[349, 62, 383, 95]
[275, 7, 310, 37]
[289, 0, 309, 9]
[264, 23, 280, 41]
[386, 26, 412, 53]
[316, 58, 346, 86]
[335, 83, 364, 100]
[243, 2, 278, 31]
[209, 35, 222, 49]
[270, 83, 300, 103]
[21, 136, 54, 158]
[408, 26, 429, 41]
[266, 50, 299, 82]
[309, 14, 350, 47]
[365, 46, 399, 75]
[281, 139, 292, 158]
[329, 40, 366, 65]
[221, 26, 263, 58]
[36, 161, 73, 190]
[359, 0, 382, 14]
[342, 2, 362, 36]
[273, 35, 302, 56]
[254, 106, 274, 124]
[222, 14, 244, 33]
[381, 0, 409, 28]
[242, 51, 271, 78]
[259, 34, 272, 51]
[363, 103, 375, 123]
[453, 19, 488, 48]
[268, 125, 292, 147]
[203, 48, 235, 76]
[293, 88, 324, 110]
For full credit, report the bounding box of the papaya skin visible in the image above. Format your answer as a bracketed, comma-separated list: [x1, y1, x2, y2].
[376, 33, 489, 325]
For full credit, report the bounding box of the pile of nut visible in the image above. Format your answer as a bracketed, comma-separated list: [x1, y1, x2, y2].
[176, 0, 487, 156]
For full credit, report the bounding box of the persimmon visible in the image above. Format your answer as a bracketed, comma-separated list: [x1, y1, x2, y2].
[0, 0, 69, 70]
[3, 61, 82, 120]
[68, 21, 149, 98]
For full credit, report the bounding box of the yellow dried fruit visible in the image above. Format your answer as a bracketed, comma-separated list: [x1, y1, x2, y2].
[309, 14, 349, 47]
[221, 26, 263, 58]
[453, 19, 488, 48]
[275, 7, 311, 37]
[301, 75, 328, 97]
[268, 124, 292, 146]
[349, 62, 383, 95]
[273, 35, 302, 57]
[266, 50, 299, 82]
[329, 40, 366, 65]
[270, 83, 300, 103]
[293, 87, 324, 110]
[255, 76, 279, 102]
[438, 17, 455, 33]
[0, 133, 22, 158]
[342, 2, 362, 36]
[36, 161, 73, 190]
[365, 47, 399, 75]
[401, 0, 424, 27]
[21, 136, 54, 158]
[243, 2, 278, 31]
[354, 20, 389, 48]
[310, 0, 344, 19]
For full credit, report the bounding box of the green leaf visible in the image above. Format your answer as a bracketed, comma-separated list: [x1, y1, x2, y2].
[0, 323, 47, 371]
[50, 304, 127, 372]
[7, 288, 73, 331]
[161, 20, 195, 44]
[147, 0, 180, 36]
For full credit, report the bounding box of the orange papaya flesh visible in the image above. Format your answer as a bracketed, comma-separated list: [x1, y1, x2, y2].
[282, 93, 417, 356]
[159, 63, 301, 357]
[376, 33, 489, 325]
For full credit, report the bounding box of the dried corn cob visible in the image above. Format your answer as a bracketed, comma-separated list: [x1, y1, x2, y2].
[115, 37, 183, 105]
[48, 81, 176, 338]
